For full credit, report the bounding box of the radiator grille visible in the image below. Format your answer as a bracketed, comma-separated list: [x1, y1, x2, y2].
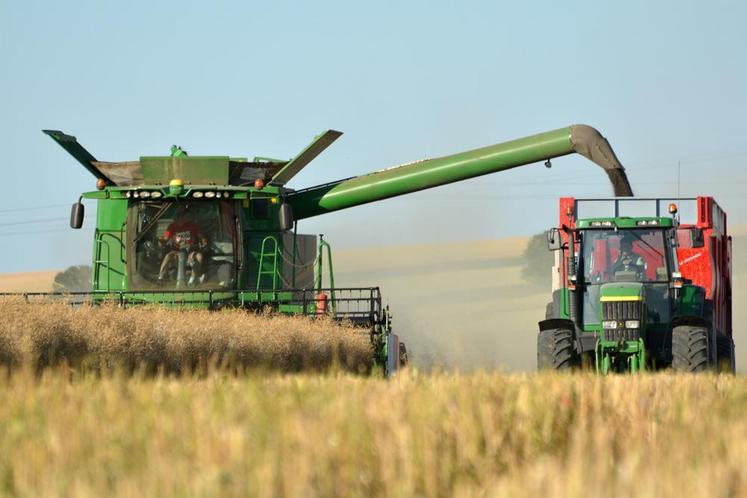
[602, 300, 642, 341]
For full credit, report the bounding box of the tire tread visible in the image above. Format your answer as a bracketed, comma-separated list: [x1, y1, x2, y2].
[538, 328, 575, 370]
[672, 325, 710, 372]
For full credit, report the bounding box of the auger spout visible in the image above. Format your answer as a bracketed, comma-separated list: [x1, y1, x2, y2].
[287, 125, 633, 220]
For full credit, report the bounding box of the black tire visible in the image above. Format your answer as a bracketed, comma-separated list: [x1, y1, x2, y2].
[537, 328, 575, 370]
[399, 342, 409, 368]
[716, 335, 736, 374]
[672, 325, 711, 372]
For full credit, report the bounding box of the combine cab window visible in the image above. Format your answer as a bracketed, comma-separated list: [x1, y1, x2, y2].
[129, 201, 238, 290]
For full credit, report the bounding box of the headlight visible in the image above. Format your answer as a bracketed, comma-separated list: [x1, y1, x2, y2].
[139, 191, 150, 198]
[603, 320, 618, 329]
[204, 191, 216, 199]
[625, 320, 640, 329]
[192, 191, 204, 199]
[125, 191, 132, 198]
[150, 191, 162, 199]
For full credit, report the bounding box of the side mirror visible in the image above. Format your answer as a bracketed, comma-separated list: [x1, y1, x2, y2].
[70, 201, 84, 229]
[690, 227, 704, 248]
[546, 228, 561, 251]
[279, 203, 294, 231]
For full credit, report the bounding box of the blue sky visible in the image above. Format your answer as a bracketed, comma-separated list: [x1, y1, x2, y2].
[1, 0, 746, 272]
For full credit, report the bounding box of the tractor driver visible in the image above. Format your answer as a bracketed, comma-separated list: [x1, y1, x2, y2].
[158, 205, 209, 285]
[612, 234, 646, 280]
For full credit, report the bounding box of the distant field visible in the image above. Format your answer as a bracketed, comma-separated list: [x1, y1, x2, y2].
[0, 270, 57, 292]
[0, 371, 744, 497]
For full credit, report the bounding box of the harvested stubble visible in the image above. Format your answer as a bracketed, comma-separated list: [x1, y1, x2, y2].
[0, 298, 373, 374]
[0, 372, 745, 497]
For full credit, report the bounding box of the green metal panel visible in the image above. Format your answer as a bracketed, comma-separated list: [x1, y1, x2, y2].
[93, 230, 126, 291]
[139, 156, 230, 185]
[270, 130, 342, 186]
[598, 282, 645, 301]
[576, 217, 675, 229]
[288, 127, 575, 219]
[677, 284, 705, 317]
[96, 199, 128, 231]
[92, 199, 128, 291]
[42, 130, 110, 184]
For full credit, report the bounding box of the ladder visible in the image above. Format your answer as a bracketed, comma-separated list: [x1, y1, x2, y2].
[256, 236, 279, 290]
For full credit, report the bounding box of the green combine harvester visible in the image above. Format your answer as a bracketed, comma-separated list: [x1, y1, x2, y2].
[35, 125, 633, 375]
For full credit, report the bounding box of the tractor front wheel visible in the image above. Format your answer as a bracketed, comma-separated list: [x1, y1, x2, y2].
[537, 328, 575, 370]
[672, 325, 711, 372]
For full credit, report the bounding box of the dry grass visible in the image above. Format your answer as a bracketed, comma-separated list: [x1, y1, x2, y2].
[0, 371, 744, 497]
[0, 298, 373, 374]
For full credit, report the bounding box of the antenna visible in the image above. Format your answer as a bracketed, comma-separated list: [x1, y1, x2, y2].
[676, 160, 681, 198]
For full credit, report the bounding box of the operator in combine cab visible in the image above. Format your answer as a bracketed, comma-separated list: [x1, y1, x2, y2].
[158, 204, 209, 285]
[612, 234, 646, 280]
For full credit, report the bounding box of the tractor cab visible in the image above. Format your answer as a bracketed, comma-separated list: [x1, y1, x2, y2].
[576, 221, 677, 337]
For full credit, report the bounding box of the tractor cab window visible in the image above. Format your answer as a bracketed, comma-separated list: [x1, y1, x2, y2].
[129, 201, 238, 290]
[580, 228, 673, 327]
[582, 229, 670, 285]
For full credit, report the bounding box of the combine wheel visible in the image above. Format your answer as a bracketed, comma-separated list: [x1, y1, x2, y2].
[537, 328, 575, 370]
[716, 335, 736, 374]
[671, 325, 711, 372]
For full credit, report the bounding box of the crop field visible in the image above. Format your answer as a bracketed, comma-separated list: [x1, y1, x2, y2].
[0, 299, 372, 374]
[0, 238, 745, 497]
[0, 371, 744, 497]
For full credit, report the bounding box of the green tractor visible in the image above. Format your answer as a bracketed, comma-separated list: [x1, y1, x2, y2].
[539, 197, 735, 373]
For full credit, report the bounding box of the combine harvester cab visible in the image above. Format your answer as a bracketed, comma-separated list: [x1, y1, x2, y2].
[40, 124, 634, 375]
[540, 197, 734, 373]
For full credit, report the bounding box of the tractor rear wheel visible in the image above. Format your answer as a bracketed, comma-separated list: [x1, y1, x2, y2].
[537, 328, 575, 370]
[672, 325, 711, 372]
[716, 335, 736, 374]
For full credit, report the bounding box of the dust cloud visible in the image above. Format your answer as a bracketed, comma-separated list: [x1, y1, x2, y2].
[334, 237, 544, 372]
